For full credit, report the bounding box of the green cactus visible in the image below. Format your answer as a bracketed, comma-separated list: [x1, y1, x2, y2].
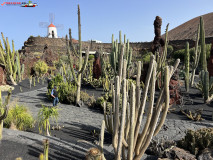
[204, 71, 209, 102]
[178, 128, 213, 156]
[110, 31, 132, 77]
[66, 5, 89, 105]
[191, 24, 200, 87]
[21, 64, 25, 80]
[0, 32, 22, 85]
[185, 42, 190, 92]
[43, 139, 49, 160]
[200, 16, 207, 71]
[0, 90, 12, 140]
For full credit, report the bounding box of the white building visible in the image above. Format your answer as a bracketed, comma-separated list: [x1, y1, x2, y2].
[47, 23, 58, 38]
[88, 39, 102, 43]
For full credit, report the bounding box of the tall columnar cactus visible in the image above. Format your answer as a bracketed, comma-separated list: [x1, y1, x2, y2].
[191, 24, 200, 87]
[102, 55, 180, 160]
[0, 90, 11, 140]
[43, 139, 49, 160]
[204, 71, 209, 102]
[185, 42, 190, 92]
[110, 32, 132, 77]
[0, 32, 23, 85]
[16, 51, 21, 82]
[66, 5, 89, 105]
[200, 16, 207, 71]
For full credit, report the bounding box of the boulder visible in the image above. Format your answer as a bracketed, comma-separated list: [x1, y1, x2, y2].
[163, 146, 196, 160]
[198, 148, 213, 160]
[93, 52, 101, 79]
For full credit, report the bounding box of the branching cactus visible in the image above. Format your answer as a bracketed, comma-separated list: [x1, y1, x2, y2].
[110, 31, 132, 77]
[191, 24, 200, 87]
[185, 42, 190, 92]
[0, 32, 23, 85]
[66, 5, 89, 105]
[102, 55, 180, 160]
[0, 89, 12, 140]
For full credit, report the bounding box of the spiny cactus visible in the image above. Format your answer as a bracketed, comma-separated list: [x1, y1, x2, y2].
[85, 148, 102, 160]
[185, 42, 190, 92]
[200, 16, 207, 71]
[191, 24, 200, 87]
[178, 128, 213, 156]
[204, 70, 209, 102]
[0, 89, 12, 140]
[195, 70, 213, 103]
[66, 5, 89, 105]
[0, 32, 22, 85]
[110, 31, 132, 77]
[102, 54, 180, 160]
[43, 139, 49, 160]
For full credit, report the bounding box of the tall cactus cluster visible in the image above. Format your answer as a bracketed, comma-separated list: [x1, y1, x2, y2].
[195, 16, 213, 102]
[190, 24, 200, 87]
[102, 47, 180, 159]
[66, 4, 89, 105]
[185, 42, 190, 92]
[0, 89, 12, 140]
[0, 32, 24, 85]
[110, 31, 132, 77]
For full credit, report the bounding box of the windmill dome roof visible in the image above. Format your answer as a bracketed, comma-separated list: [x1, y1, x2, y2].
[48, 23, 56, 28]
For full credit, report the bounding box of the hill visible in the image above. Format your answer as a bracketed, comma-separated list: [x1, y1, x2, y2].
[167, 12, 213, 41]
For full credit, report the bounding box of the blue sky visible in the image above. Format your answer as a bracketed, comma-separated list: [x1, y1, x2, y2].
[0, 0, 213, 50]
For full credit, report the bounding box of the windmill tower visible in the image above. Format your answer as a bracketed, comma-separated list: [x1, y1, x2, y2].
[39, 13, 63, 38]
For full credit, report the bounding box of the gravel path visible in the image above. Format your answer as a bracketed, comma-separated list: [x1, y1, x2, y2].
[1, 86, 213, 160]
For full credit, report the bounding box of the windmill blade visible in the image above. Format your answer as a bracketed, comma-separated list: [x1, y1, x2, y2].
[55, 24, 64, 30]
[39, 22, 49, 28]
[49, 13, 55, 23]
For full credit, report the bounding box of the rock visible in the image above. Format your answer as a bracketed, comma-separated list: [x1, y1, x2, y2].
[198, 148, 213, 160]
[76, 100, 84, 107]
[163, 146, 196, 160]
[93, 51, 102, 79]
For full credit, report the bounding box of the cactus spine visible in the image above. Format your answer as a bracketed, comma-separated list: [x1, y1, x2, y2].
[191, 24, 200, 87]
[200, 16, 207, 71]
[66, 5, 89, 105]
[185, 42, 190, 92]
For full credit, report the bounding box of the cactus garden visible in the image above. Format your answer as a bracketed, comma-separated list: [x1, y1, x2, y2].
[1, 1, 213, 160]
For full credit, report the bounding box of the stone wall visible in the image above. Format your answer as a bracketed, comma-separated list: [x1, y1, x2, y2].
[19, 36, 213, 56]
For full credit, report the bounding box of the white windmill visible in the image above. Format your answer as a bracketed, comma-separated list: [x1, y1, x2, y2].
[39, 13, 64, 38]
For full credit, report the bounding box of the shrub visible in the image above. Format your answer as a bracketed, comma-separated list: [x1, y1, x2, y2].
[34, 60, 48, 77]
[37, 105, 59, 136]
[4, 104, 34, 131]
[177, 128, 213, 156]
[167, 45, 174, 56]
[88, 55, 95, 60]
[47, 74, 95, 105]
[142, 52, 152, 64]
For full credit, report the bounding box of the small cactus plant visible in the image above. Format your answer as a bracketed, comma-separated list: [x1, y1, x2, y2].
[85, 148, 102, 160]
